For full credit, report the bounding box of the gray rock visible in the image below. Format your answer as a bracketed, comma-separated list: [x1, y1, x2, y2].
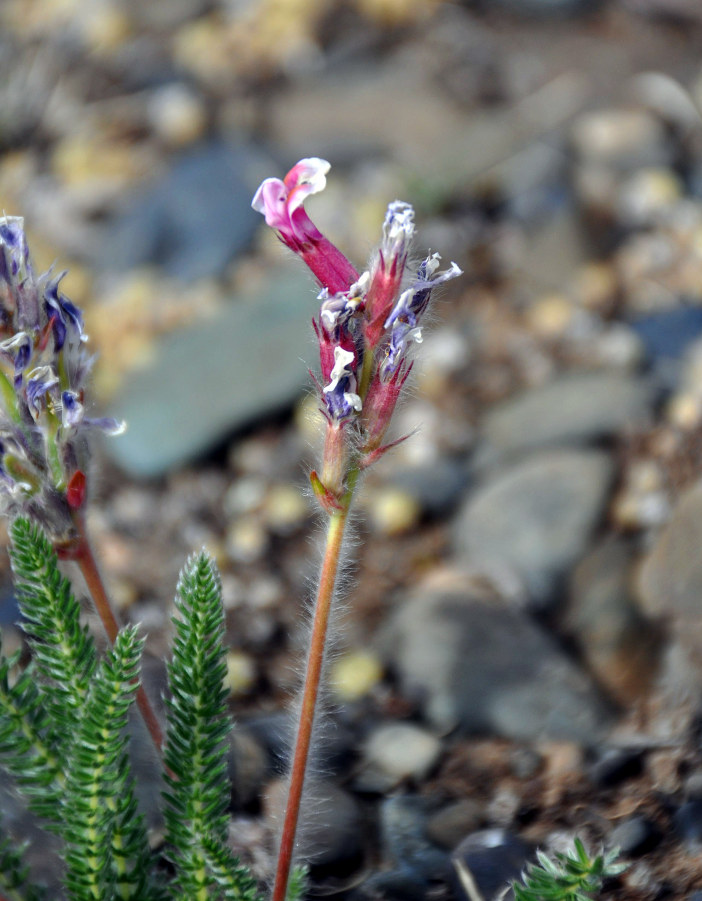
[455, 449, 614, 603]
[426, 799, 484, 851]
[388, 459, 470, 517]
[480, 372, 655, 462]
[228, 728, 269, 808]
[103, 269, 317, 477]
[294, 782, 364, 870]
[637, 475, 702, 621]
[101, 142, 264, 281]
[356, 722, 442, 793]
[452, 829, 534, 901]
[380, 582, 612, 742]
[566, 538, 663, 705]
[379, 795, 452, 881]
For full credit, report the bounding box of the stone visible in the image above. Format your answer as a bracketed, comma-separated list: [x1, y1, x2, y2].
[426, 799, 484, 851]
[102, 268, 317, 477]
[356, 723, 442, 792]
[452, 829, 534, 901]
[379, 580, 612, 742]
[571, 109, 671, 171]
[271, 780, 364, 873]
[610, 816, 661, 857]
[367, 488, 422, 536]
[228, 728, 269, 808]
[101, 142, 265, 282]
[330, 650, 384, 702]
[673, 799, 702, 851]
[630, 308, 702, 386]
[637, 475, 702, 621]
[588, 747, 644, 788]
[617, 168, 682, 227]
[378, 795, 452, 882]
[565, 538, 662, 705]
[386, 458, 470, 517]
[480, 372, 655, 461]
[455, 449, 614, 604]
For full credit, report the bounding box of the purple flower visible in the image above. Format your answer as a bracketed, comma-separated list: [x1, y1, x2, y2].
[382, 254, 462, 379]
[0, 215, 124, 536]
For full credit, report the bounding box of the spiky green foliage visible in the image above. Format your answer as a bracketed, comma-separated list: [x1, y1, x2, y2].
[513, 838, 625, 901]
[284, 865, 308, 901]
[62, 625, 146, 900]
[0, 518, 160, 901]
[0, 646, 62, 824]
[164, 552, 261, 901]
[0, 521, 261, 900]
[9, 518, 97, 739]
[0, 828, 47, 901]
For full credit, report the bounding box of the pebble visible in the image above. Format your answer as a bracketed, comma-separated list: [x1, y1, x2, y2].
[525, 293, 575, 339]
[594, 323, 646, 370]
[356, 722, 442, 792]
[101, 142, 263, 281]
[610, 816, 661, 857]
[226, 518, 268, 565]
[225, 651, 257, 696]
[566, 538, 662, 705]
[146, 83, 208, 147]
[261, 483, 309, 535]
[571, 109, 670, 171]
[267, 780, 364, 873]
[104, 268, 317, 477]
[479, 372, 654, 461]
[379, 795, 452, 881]
[380, 582, 611, 742]
[330, 650, 384, 702]
[617, 168, 682, 227]
[630, 307, 702, 382]
[588, 746, 644, 788]
[385, 458, 470, 518]
[611, 459, 670, 530]
[673, 799, 702, 851]
[228, 728, 269, 808]
[454, 449, 614, 605]
[366, 487, 422, 536]
[451, 829, 533, 901]
[637, 475, 702, 621]
[426, 800, 484, 851]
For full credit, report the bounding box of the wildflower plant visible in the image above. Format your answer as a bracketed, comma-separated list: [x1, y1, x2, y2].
[253, 157, 461, 900]
[0, 216, 275, 901]
[512, 838, 625, 901]
[0, 165, 465, 901]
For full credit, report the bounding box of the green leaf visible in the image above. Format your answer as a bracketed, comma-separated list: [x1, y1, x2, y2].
[9, 517, 97, 747]
[62, 624, 144, 901]
[513, 839, 624, 901]
[0, 828, 48, 901]
[163, 552, 261, 901]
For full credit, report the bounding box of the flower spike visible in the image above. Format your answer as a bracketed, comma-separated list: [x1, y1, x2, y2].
[0, 214, 124, 540]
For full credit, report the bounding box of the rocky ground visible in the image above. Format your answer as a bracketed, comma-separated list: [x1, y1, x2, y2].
[5, 0, 702, 898]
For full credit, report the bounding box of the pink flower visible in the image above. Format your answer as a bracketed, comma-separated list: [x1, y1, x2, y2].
[252, 158, 359, 294]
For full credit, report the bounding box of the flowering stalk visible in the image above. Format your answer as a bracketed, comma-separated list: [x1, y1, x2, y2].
[253, 159, 461, 901]
[0, 216, 164, 757]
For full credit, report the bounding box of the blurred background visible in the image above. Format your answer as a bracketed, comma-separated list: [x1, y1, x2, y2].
[4, 0, 702, 897]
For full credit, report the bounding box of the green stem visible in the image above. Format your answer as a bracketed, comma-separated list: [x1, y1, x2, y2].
[271, 473, 358, 901]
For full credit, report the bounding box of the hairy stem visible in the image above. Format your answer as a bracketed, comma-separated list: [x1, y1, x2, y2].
[272, 480, 356, 901]
[72, 516, 164, 757]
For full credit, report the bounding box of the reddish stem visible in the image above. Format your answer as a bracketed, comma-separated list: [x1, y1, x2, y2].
[271, 502, 351, 901]
[72, 515, 164, 757]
